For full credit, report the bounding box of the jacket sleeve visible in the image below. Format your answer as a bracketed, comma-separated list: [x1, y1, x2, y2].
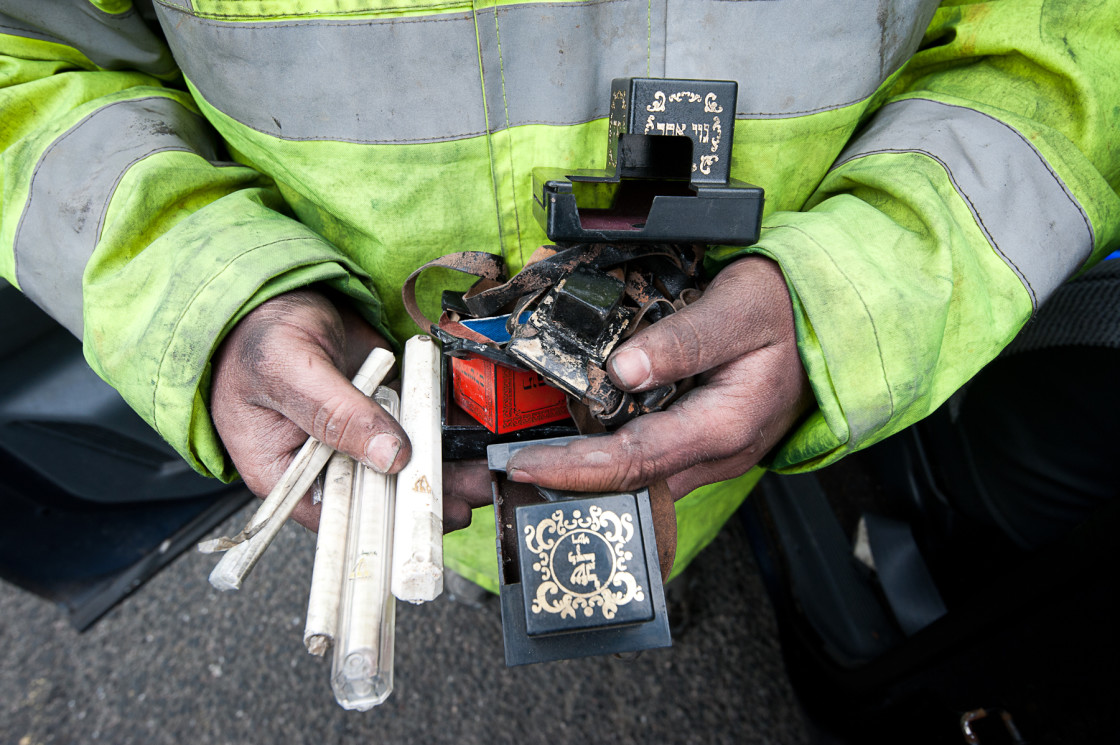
[708, 0, 1120, 471]
[0, 2, 387, 481]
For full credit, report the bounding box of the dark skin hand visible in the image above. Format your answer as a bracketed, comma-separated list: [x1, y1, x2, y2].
[504, 256, 814, 499]
[211, 289, 492, 532]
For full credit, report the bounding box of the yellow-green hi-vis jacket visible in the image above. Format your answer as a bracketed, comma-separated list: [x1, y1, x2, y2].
[2, 1, 1119, 591]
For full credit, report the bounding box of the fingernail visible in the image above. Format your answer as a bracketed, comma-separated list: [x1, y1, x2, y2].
[508, 467, 531, 483]
[610, 347, 652, 389]
[365, 433, 401, 472]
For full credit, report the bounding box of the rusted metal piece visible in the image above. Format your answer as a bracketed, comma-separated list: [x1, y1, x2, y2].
[624, 269, 677, 327]
[432, 317, 529, 370]
[583, 364, 631, 423]
[408, 238, 706, 432]
[456, 242, 680, 319]
[462, 244, 593, 318]
[437, 314, 492, 345]
[677, 243, 706, 279]
[506, 269, 640, 422]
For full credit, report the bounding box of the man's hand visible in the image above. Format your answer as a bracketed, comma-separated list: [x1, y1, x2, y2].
[211, 289, 411, 529]
[442, 458, 494, 531]
[211, 289, 494, 533]
[504, 256, 813, 499]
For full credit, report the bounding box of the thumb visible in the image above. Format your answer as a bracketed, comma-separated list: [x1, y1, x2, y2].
[607, 256, 793, 391]
[274, 351, 412, 473]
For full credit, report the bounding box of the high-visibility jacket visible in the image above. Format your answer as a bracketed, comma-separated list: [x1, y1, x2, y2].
[2, 1, 1118, 591]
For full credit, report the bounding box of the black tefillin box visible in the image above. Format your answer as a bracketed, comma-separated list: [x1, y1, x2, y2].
[532, 77, 762, 245]
[488, 437, 670, 665]
[506, 78, 763, 428]
[472, 78, 764, 665]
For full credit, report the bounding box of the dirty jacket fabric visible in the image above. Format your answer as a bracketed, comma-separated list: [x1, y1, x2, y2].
[2, 0, 1118, 590]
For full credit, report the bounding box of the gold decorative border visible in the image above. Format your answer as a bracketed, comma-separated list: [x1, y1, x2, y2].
[523, 504, 645, 621]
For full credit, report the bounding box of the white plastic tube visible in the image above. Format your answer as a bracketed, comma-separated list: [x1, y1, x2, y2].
[390, 335, 444, 604]
[303, 451, 355, 656]
[332, 387, 399, 710]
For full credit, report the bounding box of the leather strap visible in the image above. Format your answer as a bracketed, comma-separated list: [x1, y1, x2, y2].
[402, 244, 691, 331]
[402, 251, 507, 330]
[647, 480, 678, 582]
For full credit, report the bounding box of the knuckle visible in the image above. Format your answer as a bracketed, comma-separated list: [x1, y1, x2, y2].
[610, 431, 658, 490]
[238, 297, 343, 376]
[715, 402, 762, 456]
[233, 328, 306, 406]
[242, 457, 283, 498]
[661, 314, 705, 368]
[309, 395, 365, 447]
[666, 397, 754, 468]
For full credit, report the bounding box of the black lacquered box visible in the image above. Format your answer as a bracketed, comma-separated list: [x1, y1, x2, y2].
[488, 438, 672, 666]
[516, 493, 655, 636]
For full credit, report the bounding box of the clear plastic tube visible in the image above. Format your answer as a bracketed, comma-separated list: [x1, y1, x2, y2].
[331, 386, 399, 710]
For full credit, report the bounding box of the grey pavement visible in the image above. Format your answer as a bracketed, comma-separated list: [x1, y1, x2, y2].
[1, 505, 812, 745]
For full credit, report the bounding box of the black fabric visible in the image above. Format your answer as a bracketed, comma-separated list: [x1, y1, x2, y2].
[946, 259, 1120, 550]
[953, 345, 1120, 549]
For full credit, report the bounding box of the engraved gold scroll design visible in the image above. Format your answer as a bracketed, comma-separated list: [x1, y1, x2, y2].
[523, 505, 645, 621]
[642, 89, 725, 176]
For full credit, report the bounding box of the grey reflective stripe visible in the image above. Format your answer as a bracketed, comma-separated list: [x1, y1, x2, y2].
[477, 1, 650, 129]
[663, 0, 938, 117]
[155, 6, 488, 144]
[483, 0, 938, 126]
[0, 1, 176, 77]
[0, 11, 68, 46]
[833, 98, 1094, 309]
[155, 0, 937, 144]
[14, 97, 219, 338]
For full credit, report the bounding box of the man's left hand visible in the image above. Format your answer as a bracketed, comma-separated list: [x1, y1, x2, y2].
[504, 256, 813, 499]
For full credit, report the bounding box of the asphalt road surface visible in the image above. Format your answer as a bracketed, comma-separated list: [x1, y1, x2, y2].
[0, 505, 812, 745]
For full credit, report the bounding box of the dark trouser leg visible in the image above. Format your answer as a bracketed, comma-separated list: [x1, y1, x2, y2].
[951, 345, 1120, 550]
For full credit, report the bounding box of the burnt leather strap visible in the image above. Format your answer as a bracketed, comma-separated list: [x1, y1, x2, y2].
[647, 480, 678, 582]
[402, 251, 507, 330]
[462, 243, 683, 319]
[402, 244, 688, 331]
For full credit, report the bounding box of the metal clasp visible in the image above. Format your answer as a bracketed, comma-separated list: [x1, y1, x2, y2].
[960, 708, 1026, 744]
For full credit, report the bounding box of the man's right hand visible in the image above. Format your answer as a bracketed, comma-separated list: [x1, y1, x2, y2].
[210, 289, 411, 530]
